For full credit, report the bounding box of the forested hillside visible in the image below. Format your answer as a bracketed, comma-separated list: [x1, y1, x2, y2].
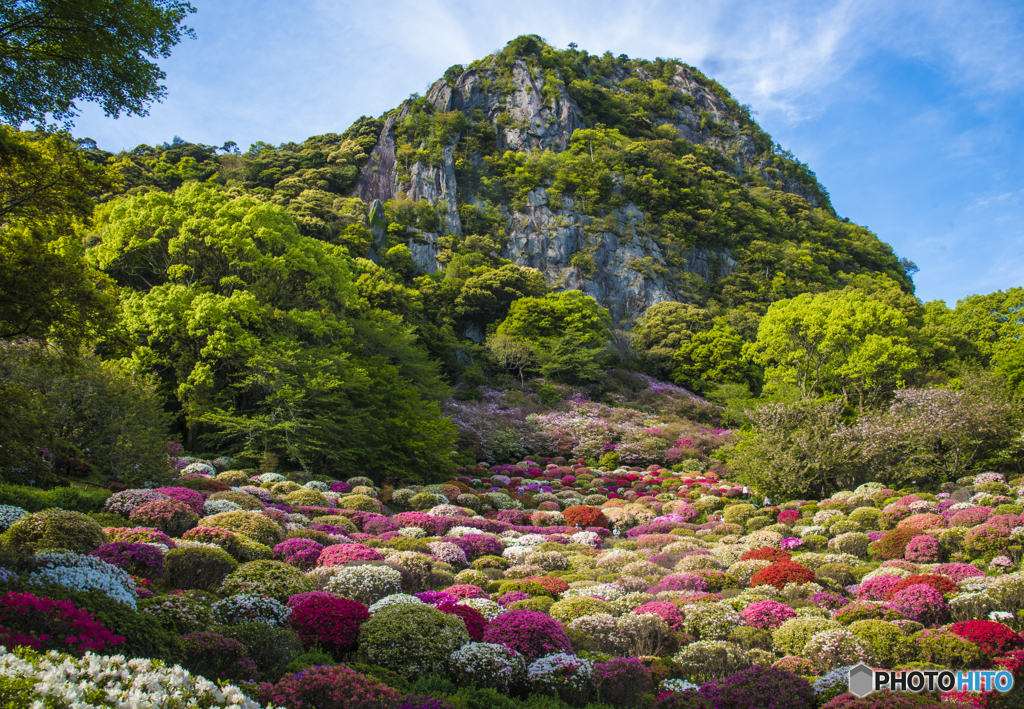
[1, 34, 1021, 490]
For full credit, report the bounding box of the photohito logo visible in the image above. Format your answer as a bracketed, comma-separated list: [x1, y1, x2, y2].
[847, 664, 1014, 698]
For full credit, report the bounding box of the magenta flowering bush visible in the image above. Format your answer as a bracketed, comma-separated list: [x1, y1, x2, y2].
[317, 544, 383, 566]
[153, 486, 206, 515]
[856, 575, 902, 601]
[632, 602, 684, 631]
[256, 663, 401, 709]
[273, 538, 324, 571]
[128, 499, 199, 536]
[483, 609, 572, 660]
[888, 583, 949, 625]
[288, 595, 369, 655]
[449, 533, 504, 560]
[88, 542, 165, 580]
[593, 657, 652, 708]
[0, 591, 125, 654]
[904, 534, 942, 563]
[414, 590, 459, 606]
[739, 599, 798, 629]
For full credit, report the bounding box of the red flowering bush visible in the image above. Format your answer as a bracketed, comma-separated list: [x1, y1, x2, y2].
[288, 595, 369, 655]
[529, 576, 570, 596]
[633, 602, 684, 631]
[483, 609, 572, 660]
[563, 505, 610, 529]
[593, 657, 652, 708]
[129, 498, 199, 536]
[273, 538, 324, 571]
[181, 632, 257, 682]
[750, 561, 816, 589]
[444, 584, 490, 601]
[438, 602, 488, 641]
[317, 544, 383, 566]
[886, 574, 957, 599]
[740, 547, 792, 563]
[0, 592, 124, 654]
[950, 621, 1024, 656]
[256, 664, 402, 709]
[778, 510, 802, 525]
[89, 542, 165, 580]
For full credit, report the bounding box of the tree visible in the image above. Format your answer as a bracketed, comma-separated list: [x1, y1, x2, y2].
[453, 264, 547, 328]
[0, 0, 196, 128]
[747, 289, 918, 408]
[633, 301, 710, 378]
[496, 290, 612, 383]
[0, 126, 118, 349]
[486, 332, 534, 384]
[672, 323, 760, 393]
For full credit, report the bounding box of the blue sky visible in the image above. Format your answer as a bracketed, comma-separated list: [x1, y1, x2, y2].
[71, 0, 1024, 307]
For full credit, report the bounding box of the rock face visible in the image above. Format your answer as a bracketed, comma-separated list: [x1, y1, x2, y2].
[356, 57, 804, 323]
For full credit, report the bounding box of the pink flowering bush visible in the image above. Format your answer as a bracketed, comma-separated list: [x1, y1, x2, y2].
[903, 534, 942, 563]
[949, 507, 991, 527]
[273, 538, 324, 571]
[888, 584, 949, 625]
[856, 575, 902, 601]
[0, 591, 124, 654]
[483, 609, 572, 660]
[593, 657, 652, 708]
[129, 499, 199, 536]
[153, 486, 205, 515]
[105, 527, 175, 547]
[256, 664, 402, 709]
[317, 543, 383, 566]
[444, 584, 490, 601]
[933, 562, 985, 582]
[633, 602, 684, 631]
[740, 599, 798, 629]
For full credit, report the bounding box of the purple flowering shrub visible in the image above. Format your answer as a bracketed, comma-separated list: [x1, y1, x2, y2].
[89, 542, 165, 580]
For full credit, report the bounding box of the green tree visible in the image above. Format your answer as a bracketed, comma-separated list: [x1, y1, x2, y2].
[0, 126, 118, 349]
[496, 290, 612, 383]
[672, 323, 760, 393]
[633, 301, 710, 378]
[454, 264, 547, 328]
[0, 0, 196, 127]
[747, 289, 918, 408]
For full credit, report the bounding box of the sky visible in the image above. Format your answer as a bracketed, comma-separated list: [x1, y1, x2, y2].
[71, 0, 1024, 307]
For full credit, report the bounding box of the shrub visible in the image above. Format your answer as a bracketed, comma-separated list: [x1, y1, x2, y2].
[105, 526, 175, 547]
[165, 546, 238, 591]
[0, 591, 124, 654]
[593, 657, 652, 709]
[803, 628, 871, 672]
[288, 595, 369, 655]
[739, 599, 798, 629]
[181, 632, 257, 683]
[950, 620, 1024, 656]
[213, 594, 292, 626]
[447, 641, 527, 693]
[848, 620, 917, 668]
[219, 560, 314, 602]
[88, 542, 165, 580]
[336, 494, 380, 513]
[563, 505, 609, 529]
[673, 640, 750, 683]
[216, 621, 304, 681]
[903, 535, 941, 563]
[483, 609, 572, 661]
[272, 538, 323, 571]
[153, 487, 205, 515]
[683, 602, 742, 640]
[324, 564, 404, 605]
[913, 627, 984, 668]
[739, 547, 792, 563]
[773, 616, 842, 656]
[677, 665, 816, 709]
[887, 584, 948, 625]
[549, 596, 613, 624]
[140, 591, 215, 634]
[127, 498, 199, 536]
[201, 511, 285, 546]
[526, 652, 594, 707]
[0, 485, 108, 514]
[359, 602, 470, 678]
[104, 489, 168, 516]
[26, 552, 137, 608]
[2, 509, 105, 554]
[318, 543, 383, 566]
[857, 574, 902, 601]
[438, 602, 488, 641]
[255, 664, 402, 709]
[631, 601, 684, 632]
[750, 561, 816, 589]
[870, 528, 917, 561]
[182, 526, 271, 562]
[206, 490, 265, 511]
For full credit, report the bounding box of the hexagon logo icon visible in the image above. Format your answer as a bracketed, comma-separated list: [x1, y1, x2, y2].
[848, 664, 874, 698]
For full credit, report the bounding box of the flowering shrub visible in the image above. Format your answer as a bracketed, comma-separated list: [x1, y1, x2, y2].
[181, 632, 257, 683]
[103, 489, 168, 516]
[563, 505, 609, 529]
[593, 657, 651, 709]
[674, 665, 816, 709]
[271, 537, 324, 571]
[212, 593, 292, 626]
[317, 543, 384, 566]
[803, 628, 871, 672]
[0, 505, 27, 531]
[740, 547, 792, 563]
[527, 653, 594, 706]
[773, 616, 842, 656]
[750, 561, 816, 589]
[950, 620, 1024, 656]
[885, 574, 956, 598]
[255, 663, 402, 709]
[673, 640, 750, 683]
[740, 599, 798, 629]
[324, 564, 404, 605]
[140, 591, 215, 634]
[288, 595, 368, 654]
[0, 592, 124, 654]
[914, 627, 984, 668]
[153, 486, 205, 515]
[448, 641, 527, 692]
[549, 596, 614, 624]
[27, 552, 137, 608]
[483, 609, 572, 660]
[128, 499, 199, 536]
[105, 526, 175, 547]
[847, 620, 916, 668]
[856, 575, 902, 601]
[438, 602, 488, 641]
[165, 545, 238, 591]
[0, 646, 263, 708]
[219, 560, 314, 602]
[4, 509, 105, 554]
[887, 584, 948, 625]
[359, 602, 470, 677]
[903, 534, 942, 563]
[88, 542, 165, 580]
[201, 510, 285, 547]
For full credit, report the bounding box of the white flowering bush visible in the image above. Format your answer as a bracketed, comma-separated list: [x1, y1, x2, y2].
[0, 505, 27, 531]
[457, 597, 506, 621]
[212, 593, 291, 626]
[803, 628, 872, 672]
[527, 653, 593, 705]
[368, 593, 423, 614]
[569, 531, 601, 547]
[428, 542, 468, 567]
[202, 499, 242, 516]
[448, 642, 527, 692]
[304, 480, 330, 491]
[181, 462, 216, 477]
[681, 602, 741, 640]
[661, 678, 699, 693]
[398, 526, 426, 538]
[325, 564, 403, 605]
[28, 552, 137, 608]
[0, 646, 264, 708]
